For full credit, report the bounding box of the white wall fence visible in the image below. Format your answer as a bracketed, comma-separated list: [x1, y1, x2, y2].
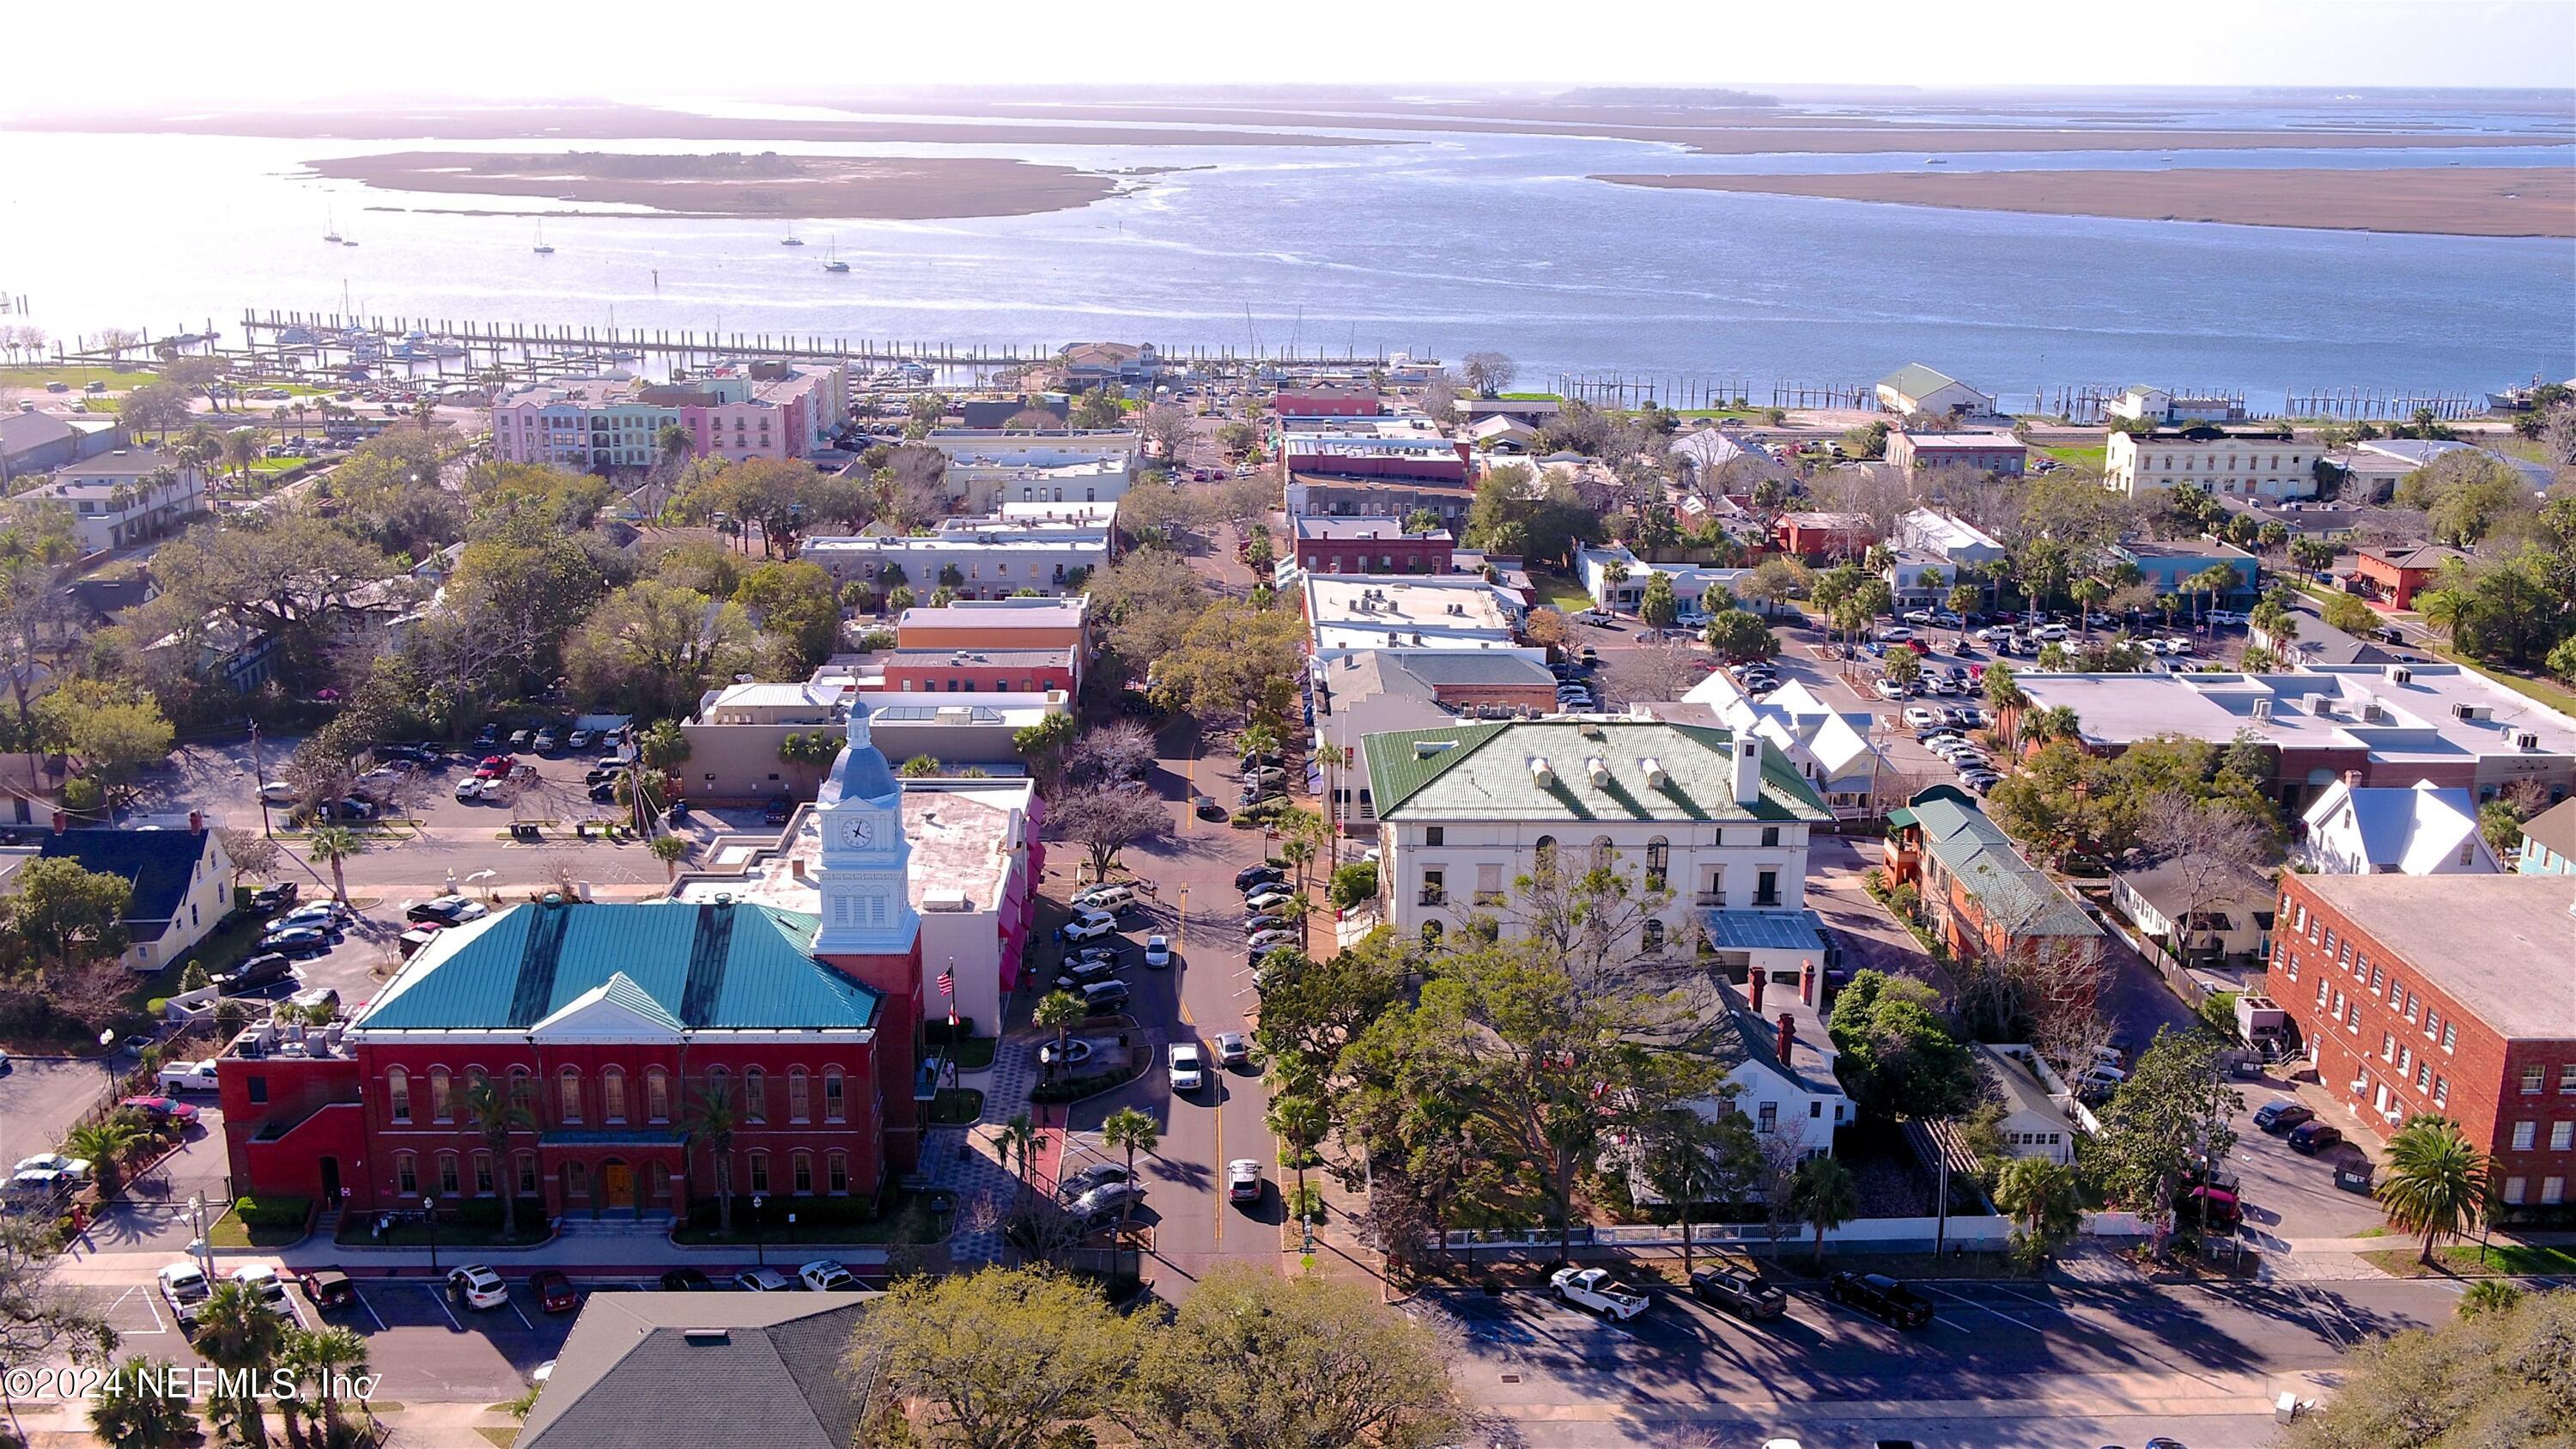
[1434, 1209, 2151, 1257]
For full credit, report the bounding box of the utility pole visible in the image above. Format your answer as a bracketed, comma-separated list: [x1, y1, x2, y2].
[249, 721, 271, 837]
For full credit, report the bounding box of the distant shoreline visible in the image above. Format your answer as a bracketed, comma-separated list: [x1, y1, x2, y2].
[1590, 166, 2576, 238]
[306, 150, 1128, 222]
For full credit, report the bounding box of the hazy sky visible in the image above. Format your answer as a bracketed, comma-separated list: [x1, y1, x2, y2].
[11, 0, 2574, 113]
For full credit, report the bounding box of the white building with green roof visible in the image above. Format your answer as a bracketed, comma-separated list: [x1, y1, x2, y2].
[1361, 717, 1832, 957]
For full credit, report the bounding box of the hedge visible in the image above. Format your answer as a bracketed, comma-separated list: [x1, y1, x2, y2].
[921, 1017, 980, 1045]
[234, 1195, 313, 1228]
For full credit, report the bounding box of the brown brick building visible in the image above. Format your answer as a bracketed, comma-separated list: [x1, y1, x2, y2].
[2265, 872, 2576, 1215]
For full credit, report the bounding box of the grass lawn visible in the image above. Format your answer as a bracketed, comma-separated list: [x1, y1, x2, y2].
[2360, 1241, 2576, 1277]
[476, 1430, 519, 1448]
[2426, 643, 2576, 717]
[210, 1206, 308, 1250]
[1677, 407, 1769, 421]
[2042, 444, 2108, 470]
[246, 457, 313, 473]
[1498, 392, 1564, 402]
[125, 911, 266, 1014]
[1529, 571, 1595, 613]
[927, 1088, 984, 1126]
[671, 1188, 951, 1246]
[0, 365, 148, 390]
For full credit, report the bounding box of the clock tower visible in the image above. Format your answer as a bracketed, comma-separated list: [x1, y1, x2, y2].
[811, 704, 920, 956]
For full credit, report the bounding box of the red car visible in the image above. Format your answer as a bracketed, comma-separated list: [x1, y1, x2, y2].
[531, 1269, 580, 1314]
[473, 755, 516, 780]
[119, 1095, 199, 1123]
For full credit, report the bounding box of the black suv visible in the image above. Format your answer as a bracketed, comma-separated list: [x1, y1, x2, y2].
[215, 953, 297, 996]
[1689, 1265, 1787, 1320]
[1824, 1271, 1934, 1330]
[1234, 864, 1285, 892]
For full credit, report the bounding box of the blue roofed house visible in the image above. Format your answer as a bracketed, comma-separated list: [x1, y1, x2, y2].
[34, 821, 233, 972]
[2110, 539, 2261, 606]
[2518, 798, 2576, 875]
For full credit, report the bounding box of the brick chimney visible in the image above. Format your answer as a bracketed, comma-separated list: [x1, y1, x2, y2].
[51, 810, 66, 833]
[1776, 1012, 1796, 1063]
[188, 809, 204, 832]
[1800, 959, 1817, 1007]
[2343, 770, 2361, 788]
[1749, 969, 1765, 1014]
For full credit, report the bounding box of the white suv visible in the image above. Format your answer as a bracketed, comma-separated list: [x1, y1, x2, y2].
[447, 1265, 508, 1311]
[1169, 1044, 1206, 1093]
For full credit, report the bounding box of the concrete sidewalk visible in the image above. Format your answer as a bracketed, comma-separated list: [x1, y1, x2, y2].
[57, 1228, 894, 1283]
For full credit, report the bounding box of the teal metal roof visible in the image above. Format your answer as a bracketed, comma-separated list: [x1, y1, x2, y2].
[1360, 720, 1832, 824]
[1900, 792, 2100, 941]
[358, 901, 880, 1032]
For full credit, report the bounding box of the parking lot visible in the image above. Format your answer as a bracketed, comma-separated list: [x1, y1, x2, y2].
[73, 1269, 580, 1406]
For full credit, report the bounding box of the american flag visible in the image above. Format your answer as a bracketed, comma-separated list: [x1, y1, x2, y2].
[936, 971, 954, 998]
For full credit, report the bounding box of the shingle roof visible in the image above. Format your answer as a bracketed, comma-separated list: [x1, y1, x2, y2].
[1361, 720, 1832, 824]
[38, 828, 215, 944]
[355, 901, 878, 1033]
[1895, 790, 2099, 940]
[520, 1294, 875, 1449]
[2524, 798, 2576, 861]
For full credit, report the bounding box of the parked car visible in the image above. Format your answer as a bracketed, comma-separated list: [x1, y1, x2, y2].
[659, 1268, 714, 1292]
[1056, 1162, 1133, 1201]
[1872, 679, 1908, 701]
[13, 1154, 94, 1185]
[762, 797, 793, 825]
[258, 928, 332, 959]
[447, 1265, 509, 1310]
[157, 1059, 222, 1093]
[257, 781, 299, 804]
[216, 953, 298, 994]
[1072, 883, 1137, 913]
[531, 1269, 580, 1312]
[1169, 1044, 1206, 1093]
[1902, 706, 1944, 729]
[1053, 958, 1121, 992]
[160, 1262, 212, 1329]
[454, 778, 491, 802]
[1078, 980, 1131, 1014]
[1069, 1181, 1148, 1224]
[2253, 1100, 2315, 1135]
[1690, 1264, 1789, 1320]
[1226, 1159, 1266, 1203]
[407, 896, 489, 928]
[119, 1095, 199, 1123]
[1551, 1266, 1649, 1321]
[298, 1269, 356, 1308]
[567, 729, 594, 751]
[1824, 1271, 1935, 1330]
[1058, 912, 1118, 945]
[248, 882, 300, 911]
[1244, 886, 1295, 910]
[2287, 1121, 2344, 1155]
[2179, 1185, 2243, 1231]
[733, 1268, 792, 1292]
[230, 1262, 289, 1303]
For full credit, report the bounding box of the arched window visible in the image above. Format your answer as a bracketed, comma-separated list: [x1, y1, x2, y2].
[1533, 836, 1557, 871]
[1644, 837, 1670, 892]
[557, 1067, 583, 1124]
[788, 1068, 811, 1123]
[394, 1152, 419, 1196]
[827, 1153, 850, 1195]
[600, 1068, 627, 1124]
[436, 1153, 462, 1197]
[1421, 920, 1443, 947]
[646, 1068, 671, 1123]
[386, 1067, 411, 1124]
[823, 1068, 846, 1123]
[793, 1152, 815, 1195]
[1642, 919, 1667, 954]
[744, 1068, 767, 1123]
[465, 1066, 489, 1092]
[429, 1067, 453, 1123]
[1591, 835, 1614, 869]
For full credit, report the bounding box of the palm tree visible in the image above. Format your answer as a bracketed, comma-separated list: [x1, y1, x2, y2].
[1641, 1108, 1734, 1280]
[1948, 583, 1980, 650]
[65, 1114, 149, 1196]
[195, 1280, 288, 1447]
[680, 1081, 741, 1235]
[463, 1076, 537, 1239]
[2460, 1280, 2524, 1318]
[2417, 587, 2471, 647]
[1993, 1157, 2082, 1263]
[2032, 704, 2083, 747]
[305, 826, 362, 904]
[1238, 719, 1279, 761]
[2069, 577, 2108, 636]
[222, 427, 264, 480]
[1266, 1092, 1329, 1209]
[1033, 991, 1088, 1081]
[1984, 662, 2029, 750]
[89, 1353, 192, 1448]
[2376, 1114, 2494, 1268]
[2186, 565, 2239, 634]
[1279, 835, 1316, 899]
[1790, 1154, 1858, 1270]
[647, 832, 691, 881]
[1101, 1106, 1160, 1233]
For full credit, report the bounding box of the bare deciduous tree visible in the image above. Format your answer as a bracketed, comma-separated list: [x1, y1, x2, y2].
[1460, 351, 1517, 398]
[1048, 785, 1172, 880]
[1607, 641, 1709, 707]
[1064, 720, 1157, 786]
[2141, 791, 2275, 962]
[1138, 403, 1194, 463]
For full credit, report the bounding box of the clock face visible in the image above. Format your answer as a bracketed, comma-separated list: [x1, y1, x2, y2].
[842, 816, 871, 849]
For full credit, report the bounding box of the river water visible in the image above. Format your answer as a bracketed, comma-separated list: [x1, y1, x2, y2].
[0, 119, 2569, 409]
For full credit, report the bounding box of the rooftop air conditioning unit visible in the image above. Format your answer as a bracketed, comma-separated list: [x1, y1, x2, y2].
[2451, 702, 2477, 721]
[2251, 698, 2274, 721]
[2518, 731, 2541, 751]
[2388, 666, 2413, 685]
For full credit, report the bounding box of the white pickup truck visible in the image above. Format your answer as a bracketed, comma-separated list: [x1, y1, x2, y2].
[1550, 1266, 1649, 1321]
[157, 1060, 222, 1093]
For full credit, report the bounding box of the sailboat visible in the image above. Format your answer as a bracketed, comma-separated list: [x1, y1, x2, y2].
[323, 206, 342, 245]
[823, 236, 848, 273]
[779, 231, 805, 247]
[533, 220, 555, 255]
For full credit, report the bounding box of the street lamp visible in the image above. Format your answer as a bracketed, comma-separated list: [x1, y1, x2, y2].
[752, 1193, 767, 1267]
[421, 1194, 441, 1275]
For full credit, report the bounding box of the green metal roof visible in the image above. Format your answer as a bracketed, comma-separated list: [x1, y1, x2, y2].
[1899, 792, 2100, 941]
[1361, 720, 1831, 824]
[358, 901, 881, 1033]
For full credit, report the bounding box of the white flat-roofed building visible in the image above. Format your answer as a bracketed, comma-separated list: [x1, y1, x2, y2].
[1301, 573, 1531, 659]
[919, 429, 1138, 470]
[22, 447, 208, 551]
[1875, 364, 1995, 419]
[801, 517, 1109, 600]
[1575, 545, 1747, 617]
[1886, 430, 2026, 475]
[946, 455, 1133, 513]
[1895, 508, 2008, 571]
[2105, 426, 2318, 501]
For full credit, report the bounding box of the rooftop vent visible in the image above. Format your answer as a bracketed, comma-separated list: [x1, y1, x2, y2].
[1414, 739, 1460, 758]
[1529, 756, 1555, 788]
[1641, 756, 1668, 788]
[682, 1328, 732, 1345]
[1585, 757, 1609, 787]
[1577, 721, 1605, 740]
